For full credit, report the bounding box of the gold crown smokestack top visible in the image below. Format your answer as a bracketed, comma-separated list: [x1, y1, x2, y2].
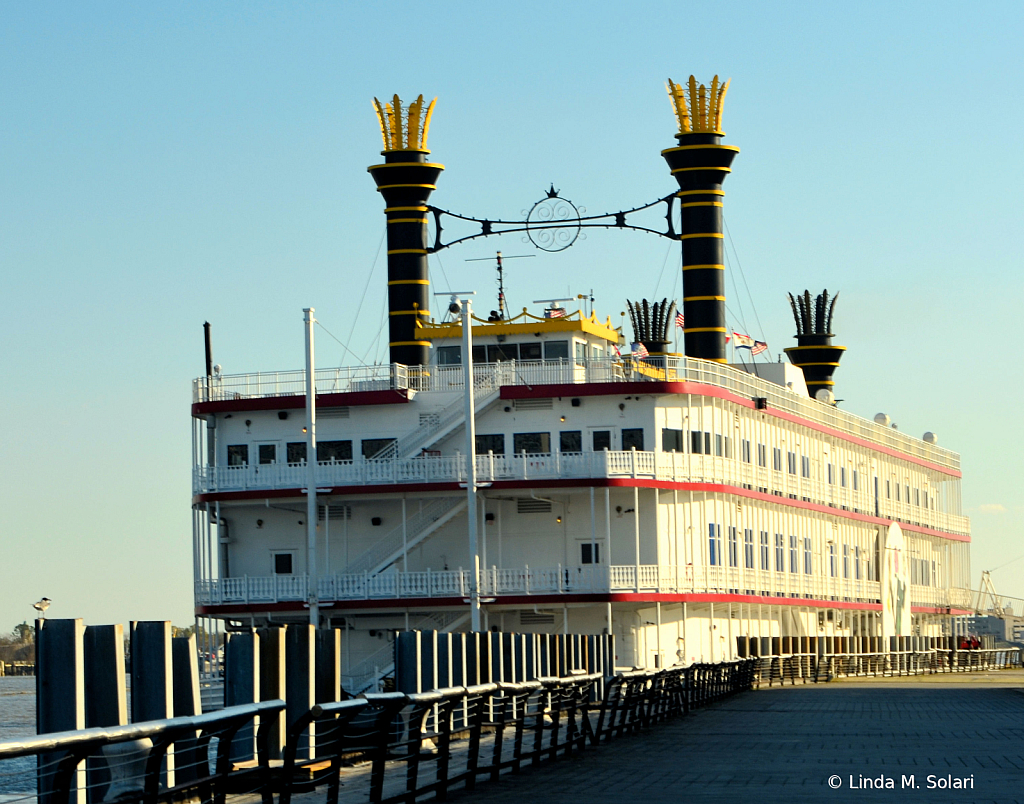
[785, 290, 846, 403]
[662, 76, 739, 364]
[368, 95, 443, 368]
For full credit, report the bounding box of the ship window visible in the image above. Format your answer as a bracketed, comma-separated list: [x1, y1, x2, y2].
[841, 467, 847, 487]
[744, 529, 754, 568]
[592, 430, 611, 451]
[842, 544, 849, 578]
[855, 546, 862, 580]
[760, 531, 769, 570]
[801, 456, 811, 478]
[690, 431, 703, 454]
[622, 428, 644, 451]
[789, 535, 798, 573]
[829, 543, 837, 577]
[287, 442, 307, 464]
[560, 430, 582, 452]
[803, 537, 812, 574]
[476, 434, 505, 455]
[662, 428, 684, 453]
[227, 445, 248, 466]
[258, 444, 277, 465]
[544, 340, 569, 360]
[513, 432, 550, 454]
[914, 488, 920, 506]
[708, 524, 722, 566]
[787, 451, 797, 475]
[273, 553, 293, 575]
[437, 346, 461, 365]
[319, 440, 353, 462]
[774, 534, 784, 572]
[827, 463, 834, 484]
[895, 483, 900, 501]
[905, 484, 910, 503]
[742, 439, 751, 463]
[853, 470, 858, 490]
[757, 443, 767, 467]
[724, 437, 733, 459]
[772, 448, 782, 471]
[886, 480, 891, 498]
[361, 438, 395, 459]
[728, 527, 739, 567]
[580, 543, 600, 564]
[574, 342, 587, 365]
[487, 343, 518, 362]
[715, 434, 723, 457]
[519, 342, 542, 360]
[473, 345, 486, 363]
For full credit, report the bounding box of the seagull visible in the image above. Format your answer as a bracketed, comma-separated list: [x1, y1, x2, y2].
[33, 598, 51, 616]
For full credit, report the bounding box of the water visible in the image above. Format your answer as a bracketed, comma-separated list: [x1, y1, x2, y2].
[0, 677, 36, 797]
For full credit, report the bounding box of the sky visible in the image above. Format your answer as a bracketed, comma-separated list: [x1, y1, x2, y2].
[1, 1, 1023, 630]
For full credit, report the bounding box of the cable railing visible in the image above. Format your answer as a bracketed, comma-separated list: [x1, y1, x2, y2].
[0, 663, 755, 804]
[193, 356, 960, 472]
[193, 449, 969, 537]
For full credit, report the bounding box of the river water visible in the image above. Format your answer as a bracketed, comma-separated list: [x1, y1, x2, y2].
[0, 677, 35, 797]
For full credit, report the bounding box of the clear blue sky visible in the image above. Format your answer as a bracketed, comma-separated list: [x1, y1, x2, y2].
[2, 1, 1022, 629]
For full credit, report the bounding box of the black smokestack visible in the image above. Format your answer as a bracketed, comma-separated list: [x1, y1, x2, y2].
[368, 94, 443, 367]
[784, 289, 846, 402]
[662, 76, 739, 364]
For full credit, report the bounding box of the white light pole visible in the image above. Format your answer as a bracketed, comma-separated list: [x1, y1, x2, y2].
[304, 308, 319, 628]
[438, 291, 481, 631]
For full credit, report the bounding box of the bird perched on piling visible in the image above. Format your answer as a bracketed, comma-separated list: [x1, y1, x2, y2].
[32, 598, 51, 617]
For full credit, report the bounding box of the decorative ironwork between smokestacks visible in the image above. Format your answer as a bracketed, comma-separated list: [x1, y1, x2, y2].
[368, 93, 445, 367]
[662, 75, 739, 364]
[784, 289, 847, 403]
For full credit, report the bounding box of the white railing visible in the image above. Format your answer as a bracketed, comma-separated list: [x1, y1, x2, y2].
[197, 566, 974, 607]
[194, 357, 960, 472]
[194, 449, 970, 537]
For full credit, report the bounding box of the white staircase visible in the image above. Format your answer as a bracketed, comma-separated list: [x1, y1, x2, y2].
[343, 496, 467, 576]
[371, 386, 502, 461]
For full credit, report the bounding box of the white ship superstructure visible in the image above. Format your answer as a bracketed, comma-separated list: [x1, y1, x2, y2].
[190, 77, 972, 689]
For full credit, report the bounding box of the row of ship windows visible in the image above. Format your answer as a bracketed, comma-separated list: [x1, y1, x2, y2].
[436, 341, 606, 365]
[224, 431, 929, 509]
[708, 526, 937, 586]
[224, 429, 646, 466]
[665, 429, 933, 509]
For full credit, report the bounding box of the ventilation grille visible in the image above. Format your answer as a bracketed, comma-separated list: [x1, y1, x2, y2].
[520, 610, 556, 625]
[318, 504, 352, 521]
[514, 398, 553, 410]
[517, 498, 552, 514]
[319, 407, 350, 419]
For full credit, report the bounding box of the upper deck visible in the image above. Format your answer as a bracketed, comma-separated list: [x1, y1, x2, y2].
[192, 355, 961, 475]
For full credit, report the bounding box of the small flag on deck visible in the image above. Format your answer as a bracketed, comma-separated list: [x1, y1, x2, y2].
[732, 332, 755, 348]
[751, 341, 768, 356]
[675, 311, 685, 328]
[631, 342, 649, 358]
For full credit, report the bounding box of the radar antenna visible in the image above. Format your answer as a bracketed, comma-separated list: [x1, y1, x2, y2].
[465, 251, 535, 319]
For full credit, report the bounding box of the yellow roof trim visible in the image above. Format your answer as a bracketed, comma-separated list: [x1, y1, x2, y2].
[417, 308, 621, 343]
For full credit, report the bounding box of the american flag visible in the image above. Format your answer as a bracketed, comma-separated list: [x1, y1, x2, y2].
[751, 340, 768, 356]
[675, 311, 685, 328]
[631, 342, 649, 358]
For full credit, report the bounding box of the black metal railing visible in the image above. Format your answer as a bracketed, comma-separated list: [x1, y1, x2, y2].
[752, 647, 1021, 687]
[0, 660, 756, 804]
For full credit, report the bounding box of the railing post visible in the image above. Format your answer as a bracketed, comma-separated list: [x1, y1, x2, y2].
[526, 564, 530, 595]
